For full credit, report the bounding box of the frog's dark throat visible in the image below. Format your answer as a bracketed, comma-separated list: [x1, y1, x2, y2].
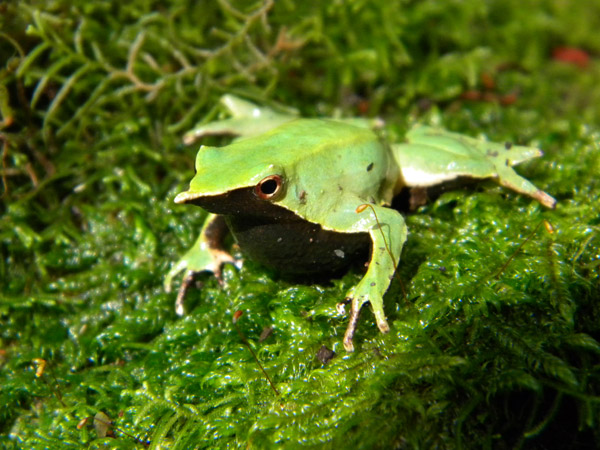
[183, 187, 370, 275]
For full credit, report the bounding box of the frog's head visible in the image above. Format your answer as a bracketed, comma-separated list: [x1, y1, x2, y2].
[174, 142, 287, 216]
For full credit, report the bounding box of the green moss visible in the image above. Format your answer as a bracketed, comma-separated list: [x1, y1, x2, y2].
[1, 1, 599, 448]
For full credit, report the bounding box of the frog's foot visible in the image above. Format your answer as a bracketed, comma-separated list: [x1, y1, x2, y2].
[166, 243, 239, 316]
[165, 248, 236, 293]
[336, 298, 350, 315]
[175, 270, 196, 317]
[173, 249, 240, 316]
[342, 289, 390, 352]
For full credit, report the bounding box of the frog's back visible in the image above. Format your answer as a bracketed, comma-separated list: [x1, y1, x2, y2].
[258, 118, 375, 155]
[265, 119, 398, 217]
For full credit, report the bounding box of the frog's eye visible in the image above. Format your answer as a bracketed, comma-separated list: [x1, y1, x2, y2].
[255, 175, 283, 200]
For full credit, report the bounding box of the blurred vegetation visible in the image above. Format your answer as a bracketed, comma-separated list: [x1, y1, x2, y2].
[1, 0, 599, 448]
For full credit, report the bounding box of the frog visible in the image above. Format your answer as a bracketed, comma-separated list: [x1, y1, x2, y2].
[166, 95, 556, 352]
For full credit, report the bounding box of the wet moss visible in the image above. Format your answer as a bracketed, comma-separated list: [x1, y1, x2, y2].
[1, 1, 599, 448]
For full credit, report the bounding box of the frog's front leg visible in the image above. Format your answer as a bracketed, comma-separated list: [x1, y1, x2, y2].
[165, 214, 238, 315]
[325, 198, 408, 352]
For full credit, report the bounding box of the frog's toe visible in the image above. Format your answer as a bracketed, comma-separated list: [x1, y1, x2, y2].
[533, 189, 557, 209]
[343, 335, 355, 352]
[164, 259, 188, 293]
[343, 307, 360, 352]
[370, 301, 390, 334]
[342, 296, 366, 352]
[211, 250, 241, 284]
[376, 317, 390, 334]
[336, 297, 351, 315]
[175, 270, 196, 316]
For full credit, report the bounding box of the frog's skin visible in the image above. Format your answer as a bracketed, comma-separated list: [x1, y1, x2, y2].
[166, 95, 556, 352]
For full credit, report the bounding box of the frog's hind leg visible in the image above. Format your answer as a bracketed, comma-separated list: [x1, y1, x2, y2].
[391, 125, 556, 208]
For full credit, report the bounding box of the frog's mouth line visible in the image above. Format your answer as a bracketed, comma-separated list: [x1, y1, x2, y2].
[174, 186, 292, 219]
[174, 190, 215, 204]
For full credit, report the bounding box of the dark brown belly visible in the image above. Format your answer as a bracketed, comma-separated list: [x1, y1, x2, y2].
[225, 214, 369, 275]
[187, 187, 370, 275]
